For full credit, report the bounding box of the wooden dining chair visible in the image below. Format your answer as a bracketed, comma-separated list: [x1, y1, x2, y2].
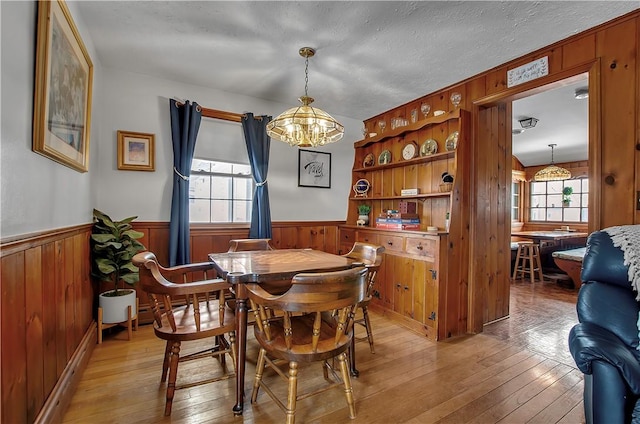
[228, 238, 274, 252]
[132, 251, 236, 416]
[342, 242, 385, 354]
[247, 267, 368, 424]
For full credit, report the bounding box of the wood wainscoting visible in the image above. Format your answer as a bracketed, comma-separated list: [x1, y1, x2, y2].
[1, 225, 95, 424]
[0, 220, 343, 424]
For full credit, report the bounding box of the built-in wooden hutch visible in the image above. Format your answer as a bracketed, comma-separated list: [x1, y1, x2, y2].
[340, 108, 470, 341]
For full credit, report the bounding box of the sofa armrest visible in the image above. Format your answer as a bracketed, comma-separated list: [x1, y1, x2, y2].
[569, 321, 640, 394]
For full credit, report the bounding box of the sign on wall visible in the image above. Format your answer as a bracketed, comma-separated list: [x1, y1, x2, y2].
[507, 56, 549, 88]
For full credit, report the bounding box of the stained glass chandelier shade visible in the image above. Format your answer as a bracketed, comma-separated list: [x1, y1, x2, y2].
[266, 47, 344, 148]
[534, 144, 571, 181]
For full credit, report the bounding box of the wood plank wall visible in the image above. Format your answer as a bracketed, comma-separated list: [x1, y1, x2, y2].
[363, 11, 639, 332]
[1, 225, 94, 424]
[0, 221, 341, 423]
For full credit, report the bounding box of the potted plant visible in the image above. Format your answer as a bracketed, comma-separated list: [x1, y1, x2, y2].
[91, 208, 146, 324]
[357, 204, 371, 226]
[562, 186, 573, 207]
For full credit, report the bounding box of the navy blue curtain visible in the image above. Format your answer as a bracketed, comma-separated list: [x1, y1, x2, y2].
[169, 99, 202, 266]
[242, 113, 272, 239]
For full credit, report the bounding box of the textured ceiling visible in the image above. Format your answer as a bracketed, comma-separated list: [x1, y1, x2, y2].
[74, 1, 638, 163]
[75, 1, 638, 121]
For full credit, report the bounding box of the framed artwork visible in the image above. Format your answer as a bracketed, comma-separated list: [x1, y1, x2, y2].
[117, 131, 155, 171]
[33, 0, 93, 172]
[298, 149, 331, 188]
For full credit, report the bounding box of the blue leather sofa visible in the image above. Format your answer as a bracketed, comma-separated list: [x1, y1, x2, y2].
[569, 229, 640, 423]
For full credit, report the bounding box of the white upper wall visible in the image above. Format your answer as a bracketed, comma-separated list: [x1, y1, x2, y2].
[1, 1, 99, 238]
[1, 1, 358, 239]
[97, 68, 358, 222]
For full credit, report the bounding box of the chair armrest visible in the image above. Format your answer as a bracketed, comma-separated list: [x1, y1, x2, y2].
[164, 261, 215, 273]
[160, 278, 229, 297]
[161, 262, 217, 280]
[569, 321, 640, 394]
[245, 283, 285, 304]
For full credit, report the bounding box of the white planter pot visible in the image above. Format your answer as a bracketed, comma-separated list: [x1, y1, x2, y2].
[99, 289, 137, 324]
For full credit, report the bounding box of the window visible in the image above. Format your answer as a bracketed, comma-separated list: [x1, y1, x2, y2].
[530, 178, 588, 223]
[511, 181, 520, 222]
[189, 159, 253, 223]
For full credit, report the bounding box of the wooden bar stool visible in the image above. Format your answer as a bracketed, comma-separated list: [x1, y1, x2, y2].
[512, 241, 544, 283]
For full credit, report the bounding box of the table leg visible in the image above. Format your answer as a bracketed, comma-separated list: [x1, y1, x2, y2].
[233, 291, 248, 415]
[349, 336, 359, 377]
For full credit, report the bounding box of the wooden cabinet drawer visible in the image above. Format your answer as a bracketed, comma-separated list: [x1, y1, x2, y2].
[357, 230, 378, 245]
[379, 234, 404, 252]
[340, 229, 355, 245]
[405, 237, 437, 259]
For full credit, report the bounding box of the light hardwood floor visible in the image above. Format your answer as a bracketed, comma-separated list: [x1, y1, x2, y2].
[62, 279, 584, 423]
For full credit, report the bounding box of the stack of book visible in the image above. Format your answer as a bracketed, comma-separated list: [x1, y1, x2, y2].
[375, 213, 420, 230]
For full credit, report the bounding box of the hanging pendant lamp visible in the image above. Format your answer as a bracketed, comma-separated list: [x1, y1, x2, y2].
[266, 47, 344, 148]
[534, 144, 571, 181]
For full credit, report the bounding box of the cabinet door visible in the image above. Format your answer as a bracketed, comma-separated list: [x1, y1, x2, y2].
[371, 253, 386, 306]
[391, 255, 413, 318]
[339, 228, 356, 255]
[400, 256, 414, 319]
[423, 260, 439, 336]
[412, 259, 427, 323]
[383, 253, 397, 310]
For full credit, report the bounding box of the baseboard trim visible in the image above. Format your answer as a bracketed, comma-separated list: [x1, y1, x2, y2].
[34, 322, 97, 424]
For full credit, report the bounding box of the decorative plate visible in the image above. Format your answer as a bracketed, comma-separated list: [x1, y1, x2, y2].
[445, 131, 459, 151]
[402, 140, 418, 160]
[420, 139, 438, 156]
[363, 153, 375, 168]
[378, 150, 392, 165]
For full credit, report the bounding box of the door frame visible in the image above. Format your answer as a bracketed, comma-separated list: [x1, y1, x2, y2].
[467, 60, 601, 334]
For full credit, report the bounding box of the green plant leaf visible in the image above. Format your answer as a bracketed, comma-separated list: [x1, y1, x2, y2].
[92, 209, 146, 293]
[121, 273, 139, 285]
[96, 260, 117, 275]
[91, 233, 116, 243]
[122, 229, 145, 240]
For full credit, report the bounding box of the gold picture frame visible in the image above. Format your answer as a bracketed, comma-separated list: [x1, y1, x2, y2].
[33, 0, 93, 172]
[117, 131, 155, 171]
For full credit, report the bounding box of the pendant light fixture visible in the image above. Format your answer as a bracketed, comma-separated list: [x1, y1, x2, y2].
[266, 47, 344, 148]
[534, 143, 571, 181]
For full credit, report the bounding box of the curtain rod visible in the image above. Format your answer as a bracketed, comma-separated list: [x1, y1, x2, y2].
[174, 101, 263, 122]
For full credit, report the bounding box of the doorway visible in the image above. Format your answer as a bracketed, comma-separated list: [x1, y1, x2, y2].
[511, 77, 590, 268]
[479, 76, 591, 366]
[468, 61, 601, 335]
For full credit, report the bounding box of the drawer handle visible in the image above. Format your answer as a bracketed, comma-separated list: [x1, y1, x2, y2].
[387, 241, 393, 246]
[404, 286, 409, 291]
[396, 283, 401, 288]
[416, 244, 423, 250]
[364, 238, 369, 242]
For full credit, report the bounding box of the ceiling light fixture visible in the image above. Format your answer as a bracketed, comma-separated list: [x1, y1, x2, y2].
[519, 117, 539, 129]
[574, 87, 589, 100]
[266, 47, 344, 148]
[534, 143, 571, 181]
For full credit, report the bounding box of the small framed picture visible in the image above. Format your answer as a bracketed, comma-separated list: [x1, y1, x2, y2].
[117, 130, 155, 171]
[298, 149, 331, 188]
